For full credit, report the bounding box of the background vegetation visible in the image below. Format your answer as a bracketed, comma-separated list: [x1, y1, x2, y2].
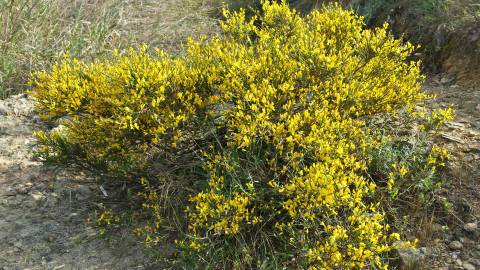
[293, 0, 480, 81]
[0, 0, 221, 97]
[1, 0, 479, 97]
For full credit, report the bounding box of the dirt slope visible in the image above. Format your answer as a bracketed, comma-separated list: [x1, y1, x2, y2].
[421, 78, 480, 269]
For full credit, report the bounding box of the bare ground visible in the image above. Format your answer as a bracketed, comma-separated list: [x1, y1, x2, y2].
[0, 95, 151, 270]
[0, 78, 478, 269]
[420, 78, 480, 270]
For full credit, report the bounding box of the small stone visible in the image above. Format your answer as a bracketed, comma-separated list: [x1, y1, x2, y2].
[68, 212, 79, 222]
[464, 222, 478, 232]
[440, 76, 455, 85]
[36, 183, 46, 190]
[465, 154, 476, 162]
[52, 124, 66, 133]
[451, 252, 459, 259]
[0, 103, 9, 115]
[397, 246, 424, 268]
[16, 186, 29, 194]
[444, 233, 454, 241]
[13, 241, 22, 249]
[470, 259, 480, 266]
[41, 254, 53, 262]
[73, 185, 92, 201]
[432, 223, 445, 233]
[4, 187, 16, 196]
[14, 194, 24, 205]
[43, 197, 58, 208]
[47, 235, 55, 243]
[463, 262, 476, 270]
[449, 241, 463, 250]
[30, 191, 44, 201]
[455, 258, 463, 266]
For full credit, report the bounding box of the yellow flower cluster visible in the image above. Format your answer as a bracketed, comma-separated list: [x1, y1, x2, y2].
[428, 145, 450, 167]
[183, 2, 423, 268]
[32, 46, 206, 175]
[31, 1, 442, 268]
[416, 107, 455, 131]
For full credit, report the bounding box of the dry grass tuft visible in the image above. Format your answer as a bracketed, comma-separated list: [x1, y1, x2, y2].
[0, 0, 225, 97]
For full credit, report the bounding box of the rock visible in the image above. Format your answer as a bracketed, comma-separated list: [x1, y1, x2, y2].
[440, 76, 455, 85]
[432, 223, 445, 234]
[434, 24, 448, 51]
[68, 212, 79, 222]
[470, 31, 480, 42]
[0, 103, 9, 115]
[74, 185, 92, 201]
[52, 124, 66, 133]
[470, 259, 480, 266]
[444, 122, 466, 129]
[397, 246, 424, 268]
[465, 154, 476, 162]
[31, 191, 45, 201]
[451, 252, 459, 259]
[449, 241, 463, 250]
[43, 196, 58, 208]
[464, 223, 478, 233]
[457, 199, 472, 214]
[36, 183, 46, 190]
[463, 262, 476, 270]
[441, 133, 464, 143]
[13, 241, 22, 249]
[16, 185, 29, 194]
[4, 187, 16, 197]
[14, 195, 24, 205]
[444, 233, 454, 242]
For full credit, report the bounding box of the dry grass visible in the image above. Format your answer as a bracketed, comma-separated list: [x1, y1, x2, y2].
[119, 0, 223, 53]
[1, 0, 124, 97]
[0, 0, 226, 97]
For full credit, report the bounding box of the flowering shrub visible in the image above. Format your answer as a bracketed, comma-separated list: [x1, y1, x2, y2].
[31, 1, 453, 268]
